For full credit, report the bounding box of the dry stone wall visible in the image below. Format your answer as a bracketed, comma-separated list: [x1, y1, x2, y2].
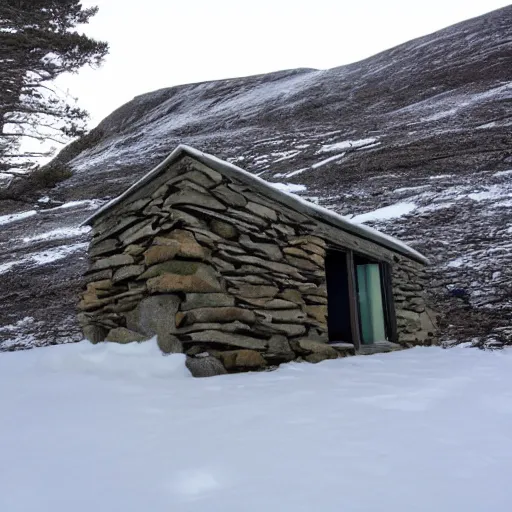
[392, 256, 437, 346]
[78, 156, 435, 376]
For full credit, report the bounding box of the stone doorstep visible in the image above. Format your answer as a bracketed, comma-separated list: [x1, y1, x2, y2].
[330, 342, 357, 355]
[356, 341, 403, 355]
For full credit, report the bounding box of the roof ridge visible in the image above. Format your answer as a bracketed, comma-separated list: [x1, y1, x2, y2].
[83, 145, 428, 264]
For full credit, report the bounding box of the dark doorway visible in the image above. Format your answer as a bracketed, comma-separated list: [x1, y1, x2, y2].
[325, 250, 354, 343]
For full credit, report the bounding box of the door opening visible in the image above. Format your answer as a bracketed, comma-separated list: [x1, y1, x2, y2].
[325, 250, 354, 343]
[325, 249, 397, 348]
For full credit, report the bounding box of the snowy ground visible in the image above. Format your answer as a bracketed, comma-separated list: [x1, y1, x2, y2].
[1, 341, 511, 512]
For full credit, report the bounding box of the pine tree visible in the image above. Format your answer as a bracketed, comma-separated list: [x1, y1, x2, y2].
[0, 1, 108, 173]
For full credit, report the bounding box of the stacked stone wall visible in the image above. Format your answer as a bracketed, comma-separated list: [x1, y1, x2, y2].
[78, 156, 435, 375]
[392, 256, 437, 346]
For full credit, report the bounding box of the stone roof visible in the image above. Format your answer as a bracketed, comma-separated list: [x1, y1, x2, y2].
[83, 145, 428, 264]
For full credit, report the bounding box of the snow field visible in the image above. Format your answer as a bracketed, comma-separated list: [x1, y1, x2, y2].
[1, 340, 511, 512]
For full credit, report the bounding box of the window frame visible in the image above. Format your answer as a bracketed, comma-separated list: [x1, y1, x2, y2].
[326, 248, 397, 350]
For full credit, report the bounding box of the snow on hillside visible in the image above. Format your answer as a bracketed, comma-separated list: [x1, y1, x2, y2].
[1, 340, 511, 512]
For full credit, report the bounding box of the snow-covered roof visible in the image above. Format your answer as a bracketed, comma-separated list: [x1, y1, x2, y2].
[83, 145, 428, 264]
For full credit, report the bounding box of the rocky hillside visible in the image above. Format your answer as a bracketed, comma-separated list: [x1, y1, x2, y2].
[1, 5, 511, 350]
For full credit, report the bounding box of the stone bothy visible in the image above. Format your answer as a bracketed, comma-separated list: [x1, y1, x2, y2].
[79, 145, 437, 376]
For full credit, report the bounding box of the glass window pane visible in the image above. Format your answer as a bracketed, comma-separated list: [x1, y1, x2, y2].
[357, 264, 387, 344]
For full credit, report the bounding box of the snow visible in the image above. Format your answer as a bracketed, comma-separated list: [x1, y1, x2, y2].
[421, 108, 458, 122]
[0, 242, 88, 275]
[22, 226, 90, 243]
[429, 174, 454, 179]
[30, 242, 88, 266]
[1, 342, 512, 511]
[394, 185, 430, 193]
[42, 199, 105, 212]
[269, 182, 307, 193]
[477, 121, 497, 129]
[468, 185, 512, 202]
[351, 202, 417, 224]
[319, 138, 378, 153]
[0, 210, 37, 226]
[0, 317, 41, 350]
[493, 170, 512, 177]
[271, 150, 301, 163]
[446, 256, 465, 268]
[311, 153, 346, 169]
[284, 167, 309, 178]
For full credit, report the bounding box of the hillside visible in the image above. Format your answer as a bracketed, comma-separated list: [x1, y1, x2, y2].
[1, 5, 511, 349]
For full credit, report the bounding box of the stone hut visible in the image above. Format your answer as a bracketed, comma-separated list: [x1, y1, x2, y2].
[79, 145, 437, 376]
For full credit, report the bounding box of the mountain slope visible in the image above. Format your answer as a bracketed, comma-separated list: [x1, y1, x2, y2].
[1, 6, 511, 349]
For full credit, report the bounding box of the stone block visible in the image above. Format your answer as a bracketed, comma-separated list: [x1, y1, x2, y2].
[283, 247, 309, 258]
[239, 235, 283, 261]
[105, 327, 148, 344]
[212, 185, 247, 207]
[124, 244, 146, 256]
[290, 235, 326, 248]
[255, 309, 307, 323]
[157, 334, 183, 354]
[83, 269, 113, 284]
[185, 170, 218, 189]
[140, 260, 201, 280]
[118, 219, 158, 245]
[304, 352, 337, 364]
[255, 322, 306, 337]
[239, 298, 299, 309]
[299, 284, 327, 297]
[305, 305, 328, 323]
[226, 208, 269, 227]
[186, 356, 227, 378]
[177, 307, 256, 327]
[183, 330, 268, 350]
[144, 245, 180, 265]
[112, 265, 145, 283]
[86, 279, 113, 293]
[82, 324, 108, 344]
[160, 230, 206, 259]
[169, 209, 204, 228]
[285, 255, 320, 271]
[146, 264, 222, 294]
[90, 254, 134, 272]
[180, 293, 235, 311]
[245, 202, 277, 221]
[220, 350, 267, 371]
[210, 219, 238, 239]
[89, 239, 118, 258]
[223, 254, 305, 279]
[164, 190, 226, 210]
[292, 339, 338, 360]
[305, 295, 327, 305]
[273, 224, 296, 236]
[301, 243, 326, 257]
[125, 294, 182, 353]
[229, 284, 279, 299]
[176, 321, 252, 335]
[78, 295, 113, 312]
[211, 257, 236, 271]
[279, 289, 305, 304]
[265, 335, 295, 364]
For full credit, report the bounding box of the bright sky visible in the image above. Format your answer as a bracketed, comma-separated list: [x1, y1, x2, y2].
[60, 0, 509, 128]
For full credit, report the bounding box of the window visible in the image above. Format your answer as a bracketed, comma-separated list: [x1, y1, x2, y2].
[355, 262, 387, 344]
[325, 249, 397, 348]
